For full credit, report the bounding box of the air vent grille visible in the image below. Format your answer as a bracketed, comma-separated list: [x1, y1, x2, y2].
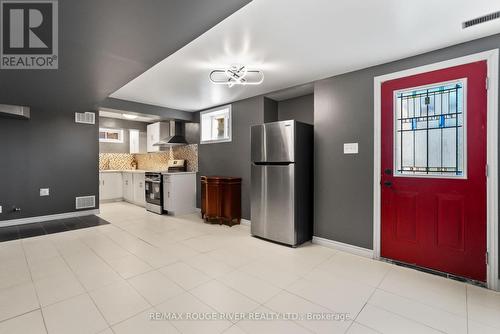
[76, 196, 96, 209]
[463, 11, 500, 28]
[75, 112, 95, 124]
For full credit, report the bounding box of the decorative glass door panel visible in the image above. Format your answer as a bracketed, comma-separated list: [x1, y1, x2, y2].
[394, 80, 465, 177]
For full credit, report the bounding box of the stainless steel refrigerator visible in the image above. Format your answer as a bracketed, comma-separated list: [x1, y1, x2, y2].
[250, 120, 313, 247]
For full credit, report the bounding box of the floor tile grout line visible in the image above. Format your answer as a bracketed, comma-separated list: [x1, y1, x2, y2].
[65, 236, 157, 327]
[374, 284, 468, 318]
[363, 302, 451, 334]
[77, 215, 220, 330]
[53, 235, 117, 330]
[20, 237, 50, 334]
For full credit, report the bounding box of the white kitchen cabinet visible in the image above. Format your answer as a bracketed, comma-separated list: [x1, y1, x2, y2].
[122, 172, 134, 202]
[129, 129, 147, 154]
[133, 173, 146, 206]
[99, 172, 123, 201]
[147, 122, 169, 152]
[162, 173, 196, 215]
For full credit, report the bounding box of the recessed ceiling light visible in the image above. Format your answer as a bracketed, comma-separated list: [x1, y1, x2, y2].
[123, 114, 138, 120]
[209, 64, 264, 87]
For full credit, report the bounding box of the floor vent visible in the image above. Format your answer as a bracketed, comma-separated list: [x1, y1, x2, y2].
[462, 11, 500, 28]
[75, 112, 96, 124]
[76, 196, 96, 209]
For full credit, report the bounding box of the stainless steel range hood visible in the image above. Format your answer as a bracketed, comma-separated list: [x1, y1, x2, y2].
[153, 120, 188, 146]
[0, 104, 30, 119]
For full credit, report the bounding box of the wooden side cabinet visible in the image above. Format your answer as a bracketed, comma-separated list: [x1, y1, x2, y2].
[201, 176, 242, 226]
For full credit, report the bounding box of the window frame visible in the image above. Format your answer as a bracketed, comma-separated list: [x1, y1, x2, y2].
[99, 128, 124, 143]
[392, 78, 468, 179]
[200, 104, 232, 144]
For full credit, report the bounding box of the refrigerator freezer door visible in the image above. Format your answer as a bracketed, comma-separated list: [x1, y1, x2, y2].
[251, 121, 295, 163]
[251, 163, 295, 245]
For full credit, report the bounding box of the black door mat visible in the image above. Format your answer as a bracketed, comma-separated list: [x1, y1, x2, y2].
[0, 215, 110, 242]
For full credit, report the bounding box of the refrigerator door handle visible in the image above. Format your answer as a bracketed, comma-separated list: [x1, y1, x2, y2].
[253, 162, 293, 166]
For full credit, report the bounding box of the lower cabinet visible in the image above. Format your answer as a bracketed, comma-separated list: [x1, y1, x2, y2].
[100, 171, 146, 207]
[133, 173, 146, 206]
[163, 173, 196, 215]
[122, 172, 134, 202]
[121, 172, 146, 207]
[99, 172, 123, 201]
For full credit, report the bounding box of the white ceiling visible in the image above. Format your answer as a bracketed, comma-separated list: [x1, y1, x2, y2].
[110, 0, 500, 111]
[99, 109, 161, 123]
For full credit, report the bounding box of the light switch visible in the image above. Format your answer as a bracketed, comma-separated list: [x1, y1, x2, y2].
[344, 143, 359, 154]
[40, 188, 50, 196]
[0, 206, 2, 213]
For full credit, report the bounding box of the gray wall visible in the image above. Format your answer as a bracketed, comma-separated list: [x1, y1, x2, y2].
[314, 33, 500, 251]
[278, 94, 314, 125]
[0, 109, 98, 221]
[99, 117, 147, 154]
[263, 97, 278, 123]
[198, 96, 265, 219]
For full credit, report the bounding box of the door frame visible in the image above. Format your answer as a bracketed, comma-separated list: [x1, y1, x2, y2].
[373, 49, 499, 290]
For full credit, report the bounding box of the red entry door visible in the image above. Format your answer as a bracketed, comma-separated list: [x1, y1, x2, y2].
[381, 61, 487, 282]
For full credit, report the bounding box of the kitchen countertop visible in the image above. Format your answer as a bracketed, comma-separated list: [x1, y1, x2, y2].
[161, 171, 197, 175]
[99, 169, 147, 173]
[99, 170, 197, 175]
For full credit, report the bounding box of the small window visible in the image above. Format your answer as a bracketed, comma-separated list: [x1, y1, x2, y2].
[394, 79, 466, 178]
[99, 128, 124, 143]
[200, 105, 232, 144]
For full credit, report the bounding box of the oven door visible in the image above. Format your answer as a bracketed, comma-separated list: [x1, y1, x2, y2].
[145, 177, 162, 206]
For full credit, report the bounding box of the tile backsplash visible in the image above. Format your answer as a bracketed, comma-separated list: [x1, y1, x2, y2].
[99, 144, 198, 172]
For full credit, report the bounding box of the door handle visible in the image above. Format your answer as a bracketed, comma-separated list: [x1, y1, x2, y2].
[383, 181, 393, 187]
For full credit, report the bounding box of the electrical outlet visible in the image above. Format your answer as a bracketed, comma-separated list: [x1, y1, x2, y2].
[40, 188, 50, 196]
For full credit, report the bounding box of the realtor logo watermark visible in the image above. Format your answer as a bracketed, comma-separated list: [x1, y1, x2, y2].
[0, 0, 58, 69]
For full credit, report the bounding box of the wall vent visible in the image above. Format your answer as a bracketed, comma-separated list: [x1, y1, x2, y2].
[462, 11, 500, 28]
[76, 196, 96, 209]
[75, 112, 96, 124]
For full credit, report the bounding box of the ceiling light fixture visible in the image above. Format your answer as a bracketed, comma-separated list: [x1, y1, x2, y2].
[209, 64, 264, 87]
[122, 114, 138, 120]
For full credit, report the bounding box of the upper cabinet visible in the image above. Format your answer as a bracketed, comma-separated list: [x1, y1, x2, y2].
[129, 129, 147, 154]
[147, 122, 170, 152]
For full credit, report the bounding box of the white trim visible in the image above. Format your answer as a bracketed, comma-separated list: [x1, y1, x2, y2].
[373, 49, 499, 291]
[200, 104, 232, 144]
[312, 236, 374, 258]
[0, 209, 100, 228]
[240, 219, 251, 226]
[99, 128, 124, 143]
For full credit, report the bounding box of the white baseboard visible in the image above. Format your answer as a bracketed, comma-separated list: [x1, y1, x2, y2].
[240, 219, 251, 226]
[0, 209, 100, 228]
[312, 236, 374, 258]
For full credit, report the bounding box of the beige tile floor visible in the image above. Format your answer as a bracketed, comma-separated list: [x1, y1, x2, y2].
[0, 201, 499, 333]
